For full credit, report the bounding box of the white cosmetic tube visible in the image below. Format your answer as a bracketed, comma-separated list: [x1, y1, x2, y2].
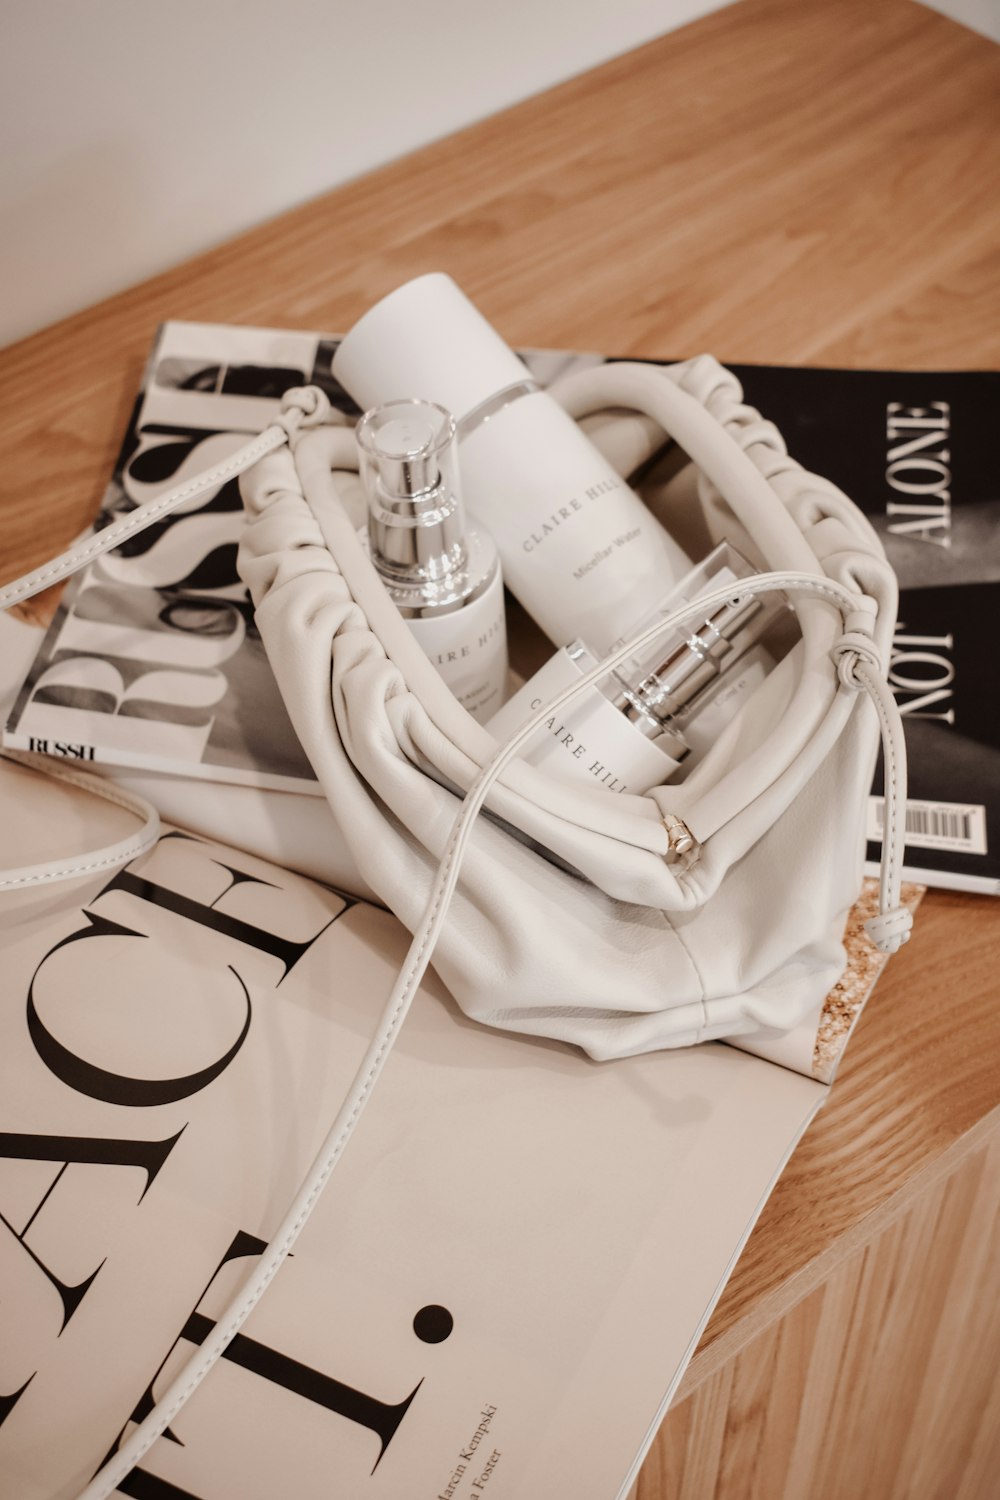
[333, 274, 692, 653]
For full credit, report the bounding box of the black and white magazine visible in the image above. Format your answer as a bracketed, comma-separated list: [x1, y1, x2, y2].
[3, 324, 340, 791]
[718, 364, 1000, 896]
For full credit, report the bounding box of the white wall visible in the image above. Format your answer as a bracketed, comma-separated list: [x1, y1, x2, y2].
[918, 0, 1000, 44]
[0, 0, 734, 347]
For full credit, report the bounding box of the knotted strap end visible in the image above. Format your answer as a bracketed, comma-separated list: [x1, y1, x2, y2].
[864, 905, 913, 954]
[278, 385, 332, 442]
[832, 630, 883, 691]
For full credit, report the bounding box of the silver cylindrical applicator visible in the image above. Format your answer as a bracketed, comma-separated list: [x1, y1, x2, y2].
[356, 399, 508, 722]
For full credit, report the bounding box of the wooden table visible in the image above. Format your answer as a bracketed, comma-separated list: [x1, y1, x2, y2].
[2, 2, 998, 1496]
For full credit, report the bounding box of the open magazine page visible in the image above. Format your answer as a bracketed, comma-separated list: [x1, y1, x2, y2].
[0, 605, 377, 899]
[2, 323, 346, 791]
[0, 759, 825, 1500]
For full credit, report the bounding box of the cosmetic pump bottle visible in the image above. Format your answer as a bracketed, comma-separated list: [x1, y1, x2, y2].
[356, 398, 508, 724]
[333, 273, 693, 654]
[485, 544, 780, 795]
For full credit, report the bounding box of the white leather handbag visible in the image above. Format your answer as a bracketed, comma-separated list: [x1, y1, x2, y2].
[2, 352, 912, 1055]
[235, 354, 912, 1055]
[0, 351, 911, 1498]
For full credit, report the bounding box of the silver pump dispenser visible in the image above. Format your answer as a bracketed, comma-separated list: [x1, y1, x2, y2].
[609, 590, 768, 752]
[357, 398, 500, 617]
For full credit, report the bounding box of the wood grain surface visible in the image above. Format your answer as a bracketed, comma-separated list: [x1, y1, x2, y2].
[2, 0, 998, 1495]
[635, 1129, 1000, 1499]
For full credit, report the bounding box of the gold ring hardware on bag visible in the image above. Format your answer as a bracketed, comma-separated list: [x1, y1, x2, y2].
[661, 812, 697, 855]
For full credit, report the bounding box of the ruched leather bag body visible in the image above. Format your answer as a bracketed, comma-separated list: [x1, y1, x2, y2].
[235, 354, 910, 1061]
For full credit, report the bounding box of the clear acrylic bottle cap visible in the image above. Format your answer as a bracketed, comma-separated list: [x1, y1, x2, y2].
[356, 398, 467, 584]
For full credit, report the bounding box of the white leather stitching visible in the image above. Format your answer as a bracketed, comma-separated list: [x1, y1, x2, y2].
[0, 393, 332, 615]
[0, 425, 291, 611]
[0, 752, 160, 889]
[831, 641, 910, 954]
[864, 906, 913, 949]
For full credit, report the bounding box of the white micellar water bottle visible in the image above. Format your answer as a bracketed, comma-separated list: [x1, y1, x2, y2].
[333, 273, 692, 653]
[356, 398, 508, 723]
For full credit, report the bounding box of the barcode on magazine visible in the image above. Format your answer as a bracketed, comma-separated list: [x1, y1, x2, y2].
[867, 797, 988, 855]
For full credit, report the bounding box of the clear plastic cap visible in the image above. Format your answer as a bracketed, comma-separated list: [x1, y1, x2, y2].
[356, 399, 467, 582]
